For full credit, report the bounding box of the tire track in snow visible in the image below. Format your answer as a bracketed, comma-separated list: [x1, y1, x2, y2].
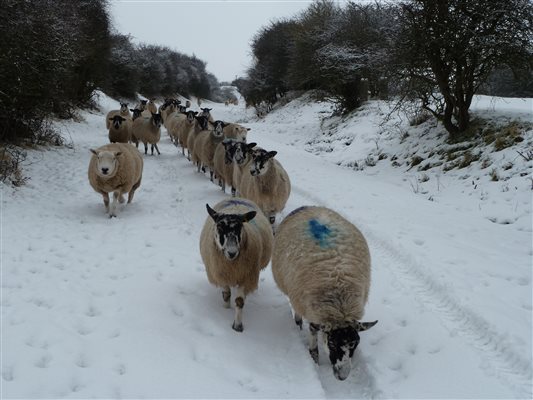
[291, 185, 532, 399]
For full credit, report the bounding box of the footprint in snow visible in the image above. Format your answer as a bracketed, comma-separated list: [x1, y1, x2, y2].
[34, 354, 52, 368]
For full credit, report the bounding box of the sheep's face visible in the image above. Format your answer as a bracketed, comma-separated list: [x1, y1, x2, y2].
[200, 107, 212, 117]
[249, 149, 277, 176]
[119, 102, 128, 112]
[223, 141, 238, 165]
[151, 113, 162, 128]
[130, 109, 143, 120]
[212, 120, 227, 137]
[323, 326, 359, 381]
[206, 204, 256, 261]
[109, 115, 126, 130]
[323, 321, 377, 381]
[91, 150, 122, 178]
[196, 116, 210, 131]
[233, 142, 256, 165]
[185, 110, 197, 123]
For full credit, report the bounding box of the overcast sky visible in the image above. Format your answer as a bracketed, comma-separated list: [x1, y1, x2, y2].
[109, 0, 314, 82]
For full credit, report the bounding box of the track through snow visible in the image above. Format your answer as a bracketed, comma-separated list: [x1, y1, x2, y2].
[2, 93, 531, 399]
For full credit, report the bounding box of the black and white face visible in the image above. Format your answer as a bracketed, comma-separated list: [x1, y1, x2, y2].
[212, 120, 226, 137]
[249, 149, 277, 176]
[223, 141, 237, 165]
[232, 142, 247, 165]
[91, 150, 121, 178]
[206, 205, 256, 261]
[323, 326, 360, 381]
[151, 113, 162, 128]
[119, 102, 128, 112]
[186, 110, 197, 123]
[196, 116, 209, 131]
[131, 109, 142, 120]
[214, 215, 244, 260]
[110, 115, 125, 130]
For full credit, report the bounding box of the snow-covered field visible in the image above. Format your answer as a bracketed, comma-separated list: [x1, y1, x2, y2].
[1, 90, 531, 399]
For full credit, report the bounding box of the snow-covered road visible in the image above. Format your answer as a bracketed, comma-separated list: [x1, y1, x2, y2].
[2, 92, 531, 398]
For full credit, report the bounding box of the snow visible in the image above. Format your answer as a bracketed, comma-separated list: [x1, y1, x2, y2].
[1, 89, 531, 399]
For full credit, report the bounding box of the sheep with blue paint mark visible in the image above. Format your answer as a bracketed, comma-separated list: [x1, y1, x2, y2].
[199, 198, 273, 332]
[271, 206, 378, 381]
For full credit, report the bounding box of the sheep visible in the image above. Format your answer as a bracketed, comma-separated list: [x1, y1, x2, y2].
[130, 108, 143, 121]
[147, 98, 157, 114]
[192, 120, 227, 181]
[172, 110, 198, 156]
[131, 112, 163, 155]
[223, 123, 250, 141]
[239, 148, 291, 224]
[164, 110, 187, 143]
[199, 107, 214, 123]
[232, 141, 258, 195]
[135, 99, 148, 111]
[186, 115, 210, 162]
[213, 139, 239, 196]
[199, 198, 273, 332]
[88, 143, 143, 218]
[271, 206, 378, 380]
[105, 102, 130, 129]
[108, 115, 131, 144]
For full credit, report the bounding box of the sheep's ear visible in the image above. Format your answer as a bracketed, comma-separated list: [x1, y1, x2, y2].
[206, 204, 218, 221]
[246, 128, 251, 131]
[241, 211, 256, 223]
[115, 151, 123, 157]
[247, 142, 257, 150]
[267, 151, 277, 159]
[222, 121, 228, 127]
[193, 111, 198, 115]
[354, 320, 378, 332]
[130, 109, 135, 112]
[90, 149, 98, 155]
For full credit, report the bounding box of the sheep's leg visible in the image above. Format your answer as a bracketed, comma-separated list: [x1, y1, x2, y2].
[220, 179, 226, 192]
[294, 313, 303, 330]
[144, 143, 148, 155]
[109, 191, 122, 218]
[309, 323, 320, 363]
[197, 162, 202, 173]
[101, 192, 110, 213]
[231, 186, 236, 197]
[209, 169, 214, 182]
[232, 286, 245, 332]
[222, 286, 231, 309]
[128, 179, 141, 203]
[154, 143, 160, 155]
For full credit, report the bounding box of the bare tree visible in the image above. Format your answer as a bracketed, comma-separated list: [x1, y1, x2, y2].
[394, 0, 533, 136]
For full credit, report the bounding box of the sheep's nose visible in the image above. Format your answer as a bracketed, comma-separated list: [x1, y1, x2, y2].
[227, 251, 238, 259]
[101, 168, 109, 174]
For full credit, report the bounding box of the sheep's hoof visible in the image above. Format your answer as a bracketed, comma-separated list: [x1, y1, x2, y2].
[232, 322, 243, 332]
[309, 348, 319, 363]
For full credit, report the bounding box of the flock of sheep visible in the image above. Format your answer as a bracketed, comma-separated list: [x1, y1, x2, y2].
[87, 97, 378, 381]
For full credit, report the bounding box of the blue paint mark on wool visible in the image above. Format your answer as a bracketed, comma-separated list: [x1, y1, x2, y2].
[308, 219, 333, 248]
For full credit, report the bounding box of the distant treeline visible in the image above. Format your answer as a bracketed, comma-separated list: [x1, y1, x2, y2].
[235, 0, 532, 136]
[0, 0, 224, 145]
